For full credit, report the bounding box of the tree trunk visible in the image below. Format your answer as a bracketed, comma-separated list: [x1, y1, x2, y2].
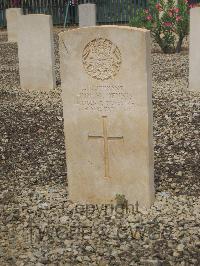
[176, 36, 184, 53]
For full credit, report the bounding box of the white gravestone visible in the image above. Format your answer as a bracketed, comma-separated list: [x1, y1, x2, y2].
[18, 14, 56, 91]
[189, 7, 200, 92]
[78, 4, 96, 27]
[60, 26, 155, 208]
[6, 8, 23, 42]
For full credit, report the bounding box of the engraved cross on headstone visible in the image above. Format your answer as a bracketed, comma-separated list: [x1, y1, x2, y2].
[88, 116, 123, 178]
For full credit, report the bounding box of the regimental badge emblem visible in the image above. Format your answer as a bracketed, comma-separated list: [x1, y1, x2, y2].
[82, 38, 122, 81]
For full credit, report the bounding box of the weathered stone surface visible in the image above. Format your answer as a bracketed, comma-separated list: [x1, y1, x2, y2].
[189, 7, 200, 92]
[18, 14, 56, 91]
[78, 4, 96, 27]
[6, 8, 22, 42]
[60, 26, 154, 208]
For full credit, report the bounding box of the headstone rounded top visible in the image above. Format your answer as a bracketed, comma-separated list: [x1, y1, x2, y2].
[79, 3, 96, 5]
[25, 14, 51, 17]
[59, 26, 149, 38]
[7, 8, 22, 10]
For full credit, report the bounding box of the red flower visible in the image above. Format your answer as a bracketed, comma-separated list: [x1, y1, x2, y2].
[146, 14, 153, 21]
[155, 3, 162, 11]
[174, 8, 179, 14]
[176, 16, 182, 22]
[163, 22, 172, 27]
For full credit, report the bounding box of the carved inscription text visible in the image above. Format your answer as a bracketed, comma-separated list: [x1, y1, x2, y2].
[77, 85, 134, 113]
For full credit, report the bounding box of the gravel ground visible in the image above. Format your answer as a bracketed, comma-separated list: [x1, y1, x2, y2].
[0, 29, 200, 265]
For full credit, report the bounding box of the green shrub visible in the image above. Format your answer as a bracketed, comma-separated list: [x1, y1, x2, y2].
[130, 0, 196, 53]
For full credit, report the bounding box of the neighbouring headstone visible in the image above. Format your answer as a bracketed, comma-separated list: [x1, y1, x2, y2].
[6, 8, 22, 42]
[78, 4, 96, 27]
[18, 14, 56, 91]
[60, 26, 154, 208]
[189, 7, 200, 92]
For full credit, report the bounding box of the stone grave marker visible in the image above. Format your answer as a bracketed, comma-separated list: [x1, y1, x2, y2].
[60, 26, 155, 208]
[6, 8, 23, 42]
[18, 14, 56, 91]
[78, 3, 96, 27]
[189, 7, 200, 92]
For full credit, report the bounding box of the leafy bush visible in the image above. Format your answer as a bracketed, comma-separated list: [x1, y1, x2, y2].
[130, 0, 196, 53]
